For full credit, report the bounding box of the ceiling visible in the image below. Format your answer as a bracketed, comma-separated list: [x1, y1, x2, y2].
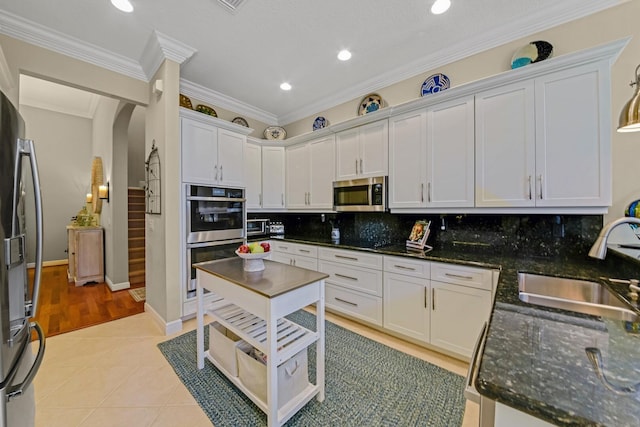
[0, 0, 625, 125]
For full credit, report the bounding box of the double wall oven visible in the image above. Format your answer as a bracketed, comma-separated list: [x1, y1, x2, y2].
[186, 184, 245, 298]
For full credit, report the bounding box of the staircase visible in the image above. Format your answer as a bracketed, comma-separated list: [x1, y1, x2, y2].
[128, 188, 145, 285]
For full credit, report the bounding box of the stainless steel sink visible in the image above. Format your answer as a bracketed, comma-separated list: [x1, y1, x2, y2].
[517, 273, 640, 322]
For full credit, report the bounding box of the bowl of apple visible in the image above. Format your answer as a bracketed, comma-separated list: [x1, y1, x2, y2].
[236, 242, 271, 272]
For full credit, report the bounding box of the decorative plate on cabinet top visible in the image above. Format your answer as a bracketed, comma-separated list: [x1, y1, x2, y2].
[232, 117, 249, 127]
[264, 126, 286, 140]
[358, 93, 384, 116]
[511, 41, 553, 69]
[179, 94, 192, 109]
[196, 104, 217, 117]
[313, 116, 328, 131]
[420, 73, 450, 96]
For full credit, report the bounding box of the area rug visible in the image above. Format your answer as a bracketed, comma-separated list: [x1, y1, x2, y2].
[158, 310, 466, 426]
[128, 287, 145, 302]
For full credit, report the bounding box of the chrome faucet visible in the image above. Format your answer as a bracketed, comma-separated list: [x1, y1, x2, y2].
[588, 217, 640, 259]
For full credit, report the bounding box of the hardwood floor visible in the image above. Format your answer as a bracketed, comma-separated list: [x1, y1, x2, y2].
[30, 264, 145, 337]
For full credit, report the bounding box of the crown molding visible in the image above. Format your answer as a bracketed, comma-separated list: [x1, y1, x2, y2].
[0, 9, 147, 82]
[278, 0, 623, 125]
[180, 78, 278, 125]
[140, 30, 197, 80]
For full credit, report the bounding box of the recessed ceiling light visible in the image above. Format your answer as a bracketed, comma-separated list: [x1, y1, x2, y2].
[337, 50, 352, 61]
[431, 0, 451, 15]
[111, 0, 134, 13]
[280, 82, 292, 91]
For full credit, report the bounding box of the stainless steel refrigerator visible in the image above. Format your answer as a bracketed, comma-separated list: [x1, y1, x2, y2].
[0, 91, 46, 427]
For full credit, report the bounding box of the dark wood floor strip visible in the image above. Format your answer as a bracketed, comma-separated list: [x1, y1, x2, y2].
[30, 265, 145, 337]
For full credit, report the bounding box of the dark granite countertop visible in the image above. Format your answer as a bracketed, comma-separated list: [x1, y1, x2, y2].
[267, 235, 640, 426]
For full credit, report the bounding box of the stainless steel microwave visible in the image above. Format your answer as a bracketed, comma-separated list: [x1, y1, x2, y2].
[333, 176, 388, 212]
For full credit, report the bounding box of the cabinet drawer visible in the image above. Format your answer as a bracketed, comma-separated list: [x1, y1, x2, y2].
[271, 241, 318, 258]
[383, 256, 430, 278]
[318, 260, 383, 296]
[270, 252, 317, 271]
[326, 284, 382, 327]
[431, 262, 493, 291]
[318, 247, 382, 269]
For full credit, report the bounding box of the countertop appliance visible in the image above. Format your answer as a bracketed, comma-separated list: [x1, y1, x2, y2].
[246, 218, 269, 238]
[0, 91, 46, 427]
[333, 176, 387, 212]
[269, 221, 285, 236]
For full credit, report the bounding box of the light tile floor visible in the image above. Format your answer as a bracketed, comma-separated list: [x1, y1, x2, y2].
[33, 310, 479, 426]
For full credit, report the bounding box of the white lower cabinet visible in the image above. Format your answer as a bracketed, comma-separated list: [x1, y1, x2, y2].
[318, 247, 383, 327]
[270, 241, 318, 270]
[384, 256, 494, 359]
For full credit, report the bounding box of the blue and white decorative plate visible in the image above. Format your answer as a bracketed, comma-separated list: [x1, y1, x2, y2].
[511, 41, 553, 69]
[420, 73, 450, 96]
[313, 116, 328, 131]
[358, 94, 384, 116]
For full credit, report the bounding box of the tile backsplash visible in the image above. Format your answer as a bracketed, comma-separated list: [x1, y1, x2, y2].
[251, 212, 604, 258]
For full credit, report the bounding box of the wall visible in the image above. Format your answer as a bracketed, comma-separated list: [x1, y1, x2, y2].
[128, 106, 146, 188]
[20, 105, 93, 262]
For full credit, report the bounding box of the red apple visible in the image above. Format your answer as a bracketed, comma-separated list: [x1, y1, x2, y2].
[238, 244, 250, 254]
[260, 242, 270, 252]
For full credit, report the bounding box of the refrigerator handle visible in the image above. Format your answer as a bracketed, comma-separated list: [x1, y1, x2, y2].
[20, 139, 43, 318]
[7, 322, 46, 402]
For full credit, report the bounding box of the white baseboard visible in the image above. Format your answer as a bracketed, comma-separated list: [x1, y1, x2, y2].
[106, 276, 130, 291]
[145, 302, 183, 336]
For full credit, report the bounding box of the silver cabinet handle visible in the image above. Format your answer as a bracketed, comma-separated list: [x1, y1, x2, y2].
[281, 193, 284, 206]
[538, 174, 543, 199]
[445, 272, 473, 280]
[299, 249, 311, 253]
[214, 165, 218, 181]
[308, 192, 311, 205]
[394, 264, 416, 271]
[432, 288, 435, 310]
[335, 297, 358, 307]
[360, 158, 363, 175]
[335, 254, 358, 261]
[277, 246, 289, 251]
[355, 159, 358, 174]
[421, 183, 424, 202]
[427, 182, 431, 203]
[335, 273, 358, 281]
[220, 164, 223, 181]
[528, 175, 532, 200]
[424, 287, 427, 309]
[259, 193, 262, 206]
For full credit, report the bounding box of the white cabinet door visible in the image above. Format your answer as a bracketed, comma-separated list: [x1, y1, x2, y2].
[430, 281, 491, 358]
[308, 135, 335, 209]
[244, 143, 262, 210]
[426, 97, 475, 208]
[335, 120, 388, 180]
[262, 146, 286, 210]
[217, 128, 245, 187]
[335, 128, 360, 180]
[534, 62, 611, 207]
[286, 143, 310, 209]
[383, 272, 429, 342]
[360, 119, 388, 178]
[475, 81, 536, 207]
[389, 110, 427, 208]
[181, 118, 218, 184]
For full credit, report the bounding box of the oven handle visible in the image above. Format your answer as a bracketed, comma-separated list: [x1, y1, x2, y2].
[187, 238, 245, 249]
[187, 196, 246, 202]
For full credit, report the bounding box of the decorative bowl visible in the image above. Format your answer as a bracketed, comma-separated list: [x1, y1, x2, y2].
[235, 250, 270, 272]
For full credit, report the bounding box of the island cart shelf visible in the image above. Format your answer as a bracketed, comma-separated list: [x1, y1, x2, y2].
[195, 258, 328, 427]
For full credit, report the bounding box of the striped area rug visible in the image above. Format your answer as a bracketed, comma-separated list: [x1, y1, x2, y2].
[158, 310, 466, 426]
[128, 287, 145, 302]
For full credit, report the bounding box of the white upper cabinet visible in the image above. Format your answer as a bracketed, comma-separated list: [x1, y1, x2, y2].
[534, 62, 611, 207]
[389, 96, 474, 209]
[181, 113, 248, 187]
[475, 81, 536, 207]
[336, 119, 388, 180]
[286, 135, 335, 210]
[244, 142, 262, 209]
[476, 61, 611, 208]
[261, 146, 286, 210]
